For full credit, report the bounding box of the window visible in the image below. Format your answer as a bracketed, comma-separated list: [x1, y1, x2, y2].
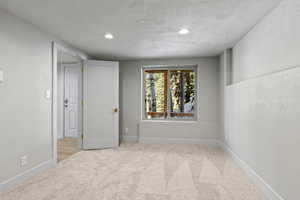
[143, 66, 197, 120]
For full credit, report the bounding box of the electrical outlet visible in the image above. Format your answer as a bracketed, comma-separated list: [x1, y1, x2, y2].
[20, 155, 28, 167]
[125, 128, 129, 134]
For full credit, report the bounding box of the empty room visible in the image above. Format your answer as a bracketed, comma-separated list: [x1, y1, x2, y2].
[0, 0, 299, 199]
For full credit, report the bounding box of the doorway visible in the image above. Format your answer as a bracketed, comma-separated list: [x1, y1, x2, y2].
[56, 48, 84, 162]
[52, 42, 119, 165]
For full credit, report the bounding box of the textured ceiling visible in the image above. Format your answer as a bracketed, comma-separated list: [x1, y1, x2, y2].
[0, 0, 282, 60]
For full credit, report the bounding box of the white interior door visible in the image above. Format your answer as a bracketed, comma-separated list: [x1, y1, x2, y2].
[64, 64, 82, 138]
[83, 60, 119, 149]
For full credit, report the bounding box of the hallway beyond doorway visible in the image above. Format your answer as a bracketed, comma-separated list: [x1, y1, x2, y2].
[57, 138, 80, 162]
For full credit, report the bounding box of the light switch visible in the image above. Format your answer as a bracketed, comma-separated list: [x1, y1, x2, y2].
[45, 89, 51, 99]
[0, 69, 3, 83]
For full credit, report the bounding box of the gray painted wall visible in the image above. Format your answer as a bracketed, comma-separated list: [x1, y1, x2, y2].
[120, 58, 221, 142]
[0, 8, 83, 184]
[222, 0, 300, 199]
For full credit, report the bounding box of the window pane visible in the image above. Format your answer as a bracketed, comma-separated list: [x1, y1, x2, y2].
[144, 70, 167, 119]
[169, 70, 196, 119]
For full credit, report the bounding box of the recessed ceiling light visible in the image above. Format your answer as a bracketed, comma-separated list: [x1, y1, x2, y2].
[104, 33, 114, 40]
[178, 28, 190, 35]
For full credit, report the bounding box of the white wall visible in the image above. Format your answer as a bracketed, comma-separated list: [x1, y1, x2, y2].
[233, 0, 300, 83]
[120, 58, 220, 142]
[219, 49, 233, 142]
[222, 0, 300, 199]
[0, 8, 85, 186]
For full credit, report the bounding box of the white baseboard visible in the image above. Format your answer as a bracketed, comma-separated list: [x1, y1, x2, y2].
[0, 159, 54, 192]
[220, 142, 285, 200]
[139, 137, 220, 145]
[121, 135, 139, 142]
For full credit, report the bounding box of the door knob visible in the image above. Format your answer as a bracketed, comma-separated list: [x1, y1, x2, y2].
[113, 108, 118, 113]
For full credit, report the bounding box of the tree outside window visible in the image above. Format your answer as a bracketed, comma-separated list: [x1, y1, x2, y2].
[144, 66, 197, 120]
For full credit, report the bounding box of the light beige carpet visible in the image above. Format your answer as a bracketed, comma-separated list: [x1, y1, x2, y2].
[0, 143, 266, 200]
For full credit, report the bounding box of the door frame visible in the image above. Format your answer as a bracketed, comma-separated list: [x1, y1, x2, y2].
[51, 42, 88, 164]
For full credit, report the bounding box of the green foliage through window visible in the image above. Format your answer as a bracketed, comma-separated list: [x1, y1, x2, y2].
[144, 67, 196, 120]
